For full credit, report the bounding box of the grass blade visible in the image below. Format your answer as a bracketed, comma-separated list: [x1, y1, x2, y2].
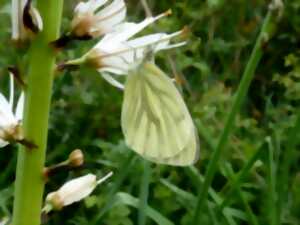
[266, 136, 277, 225]
[193, 6, 278, 222]
[161, 178, 244, 225]
[223, 163, 259, 225]
[220, 142, 265, 209]
[276, 113, 300, 223]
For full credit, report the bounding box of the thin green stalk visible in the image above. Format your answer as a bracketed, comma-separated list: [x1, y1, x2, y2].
[12, 1, 63, 225]
[276, 113, 300, 224]
[193, 7, 277, 223]
[138, 161, 151, 225]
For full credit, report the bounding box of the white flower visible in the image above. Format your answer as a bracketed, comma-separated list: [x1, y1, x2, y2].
[0, 74, 24, 147]
[66, 10, 186, 89]
[71, 0, 126, 38]
[11, 0, 43, 41]
[45, 172, 113, 211]
[0, 217, 9, 225]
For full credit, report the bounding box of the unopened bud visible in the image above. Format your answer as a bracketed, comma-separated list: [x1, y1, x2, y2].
[46, 192, 64, 211]
[68, 149, 84, 167]
[44, 173, 112, 211]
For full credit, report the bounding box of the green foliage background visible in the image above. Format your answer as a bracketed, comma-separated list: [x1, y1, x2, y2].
[0, 0, 300, 224]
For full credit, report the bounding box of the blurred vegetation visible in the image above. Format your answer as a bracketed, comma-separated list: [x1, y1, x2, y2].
[0, 0, 300, 224]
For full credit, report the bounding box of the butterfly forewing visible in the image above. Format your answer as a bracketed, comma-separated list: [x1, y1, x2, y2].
[121, 61, 199, 165]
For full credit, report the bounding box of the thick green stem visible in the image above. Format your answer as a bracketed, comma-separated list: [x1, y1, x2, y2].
[12, 1, 63, 225]
[193, 6, 278, 223]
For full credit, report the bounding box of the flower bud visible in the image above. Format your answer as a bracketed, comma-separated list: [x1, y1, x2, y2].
[68, 149, 84, 167]
[45, 172, 113, 211]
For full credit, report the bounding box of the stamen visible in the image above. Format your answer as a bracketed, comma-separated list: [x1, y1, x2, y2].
[161, 41, 187, 50]
[141, 9, 172, 26]
[97, 171, 113, 184]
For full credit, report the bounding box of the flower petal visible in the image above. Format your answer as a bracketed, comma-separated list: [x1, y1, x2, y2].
[101, 73, 124, 89]
[75, 0, 108, 15]
[11, 0, 27, 40]
[15, 92, 25, 122]
[9, 73, 14, 108]
[0, 139, 9, 148]
[92, 0, 126, 35]
[0, 93, 16, 127]
[57, 174, 97, 206]
[100, 12, 168, 45]
[30, 6, 43, 31]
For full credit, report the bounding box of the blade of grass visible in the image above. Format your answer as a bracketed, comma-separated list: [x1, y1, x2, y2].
[160, 179, 195, 210]
[184, 167, 222, 204]
[276, 113, 300, 224]
[195, 119, 264, 211]
[161, 178, 244, 225]
[138, 161, 151, 225]
[193, 5, 278, 222]
[220, 141, 265, 209]
[91, 152, 136, 225]
[115, 192, 175, 225]
[207, 202, 220, 225]
[266, 136, 277, 225]
[224, 163, 259, 225]
[195, 119, 217, 150]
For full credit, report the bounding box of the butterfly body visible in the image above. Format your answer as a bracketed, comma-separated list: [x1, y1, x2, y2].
[122, 61, 199, 166]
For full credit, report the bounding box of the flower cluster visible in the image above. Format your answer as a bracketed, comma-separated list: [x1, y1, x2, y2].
[65, 8, 186, 89]
[3, 0, 193, 216]
[43, 0, 190, 212]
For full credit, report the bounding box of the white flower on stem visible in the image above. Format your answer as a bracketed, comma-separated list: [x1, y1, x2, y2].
[71, 0, 126, 39]
[0, 74, 24, 147]
[65, 10, 187, 89]
[11, 0, 43, 41]
[45, 172, 113, 211]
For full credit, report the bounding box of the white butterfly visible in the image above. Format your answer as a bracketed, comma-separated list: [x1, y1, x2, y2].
[121, 61, 199, 166]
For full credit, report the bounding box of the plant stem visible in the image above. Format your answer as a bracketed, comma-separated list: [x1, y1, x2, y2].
[193, 7, 277, 223]
[138, 161, 151, 225]
[12, 1, 63, 225]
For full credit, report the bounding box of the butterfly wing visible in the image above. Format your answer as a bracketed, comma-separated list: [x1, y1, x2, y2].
[121, 61, 199, 166]
[144, 126, 199, 166]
